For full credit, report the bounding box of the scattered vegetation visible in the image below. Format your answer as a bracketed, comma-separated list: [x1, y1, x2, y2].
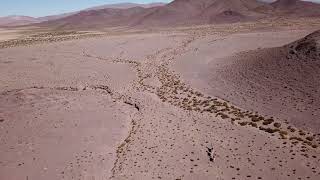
[262, 118, 274, 125]
[273, 122, 281, 128]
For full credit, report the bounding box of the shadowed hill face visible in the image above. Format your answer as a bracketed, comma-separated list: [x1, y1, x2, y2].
[134, 0, 268, 26]
[33, 0, 320, 29]
[271, 0, 320, 16]
[272, 0, 300, 7]
[40, 7, 149, 29]
[198, 0, 268, 23]
[208, 30, 320, 132]
[287, 30, 320, 60]
[207, 10, 247, 23]
[134, 0, 215, 25]
[270, 0, 318, 8]
[34, 0, 271, 28]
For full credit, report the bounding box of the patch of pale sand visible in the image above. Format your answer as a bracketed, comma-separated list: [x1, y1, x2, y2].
[76, 33, 185, 61]
[172, 29, 318, 131]
[0, 28, 24, 41]
[0, 88, 136, 180]
[0, 38, 136, 92]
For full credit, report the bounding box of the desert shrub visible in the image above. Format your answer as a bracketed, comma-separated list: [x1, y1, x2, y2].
[289, 136, 304, 142]
[303, 140, 313, 146]
[239, 122, 248, 126]
[263, 119, 274, 125]
[287, 126, 296, 132]
[221, 114, 229, 119]
[273, 122, 281, 128]
[249, 122, 258, 128]
[259, 126, 279, 133]
[299, 130, 306, 136]
[279, 130, 288, 135]
[306, 136, 314, 141]
[251, 116, 261, 122]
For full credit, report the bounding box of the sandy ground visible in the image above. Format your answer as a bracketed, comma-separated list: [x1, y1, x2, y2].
[0, 28, 24, 41]
[1, 22, 320, 180]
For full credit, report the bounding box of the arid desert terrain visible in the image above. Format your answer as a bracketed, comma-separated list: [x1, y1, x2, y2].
[1, 1, 320, 179]
[1, 18, 320, 180]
